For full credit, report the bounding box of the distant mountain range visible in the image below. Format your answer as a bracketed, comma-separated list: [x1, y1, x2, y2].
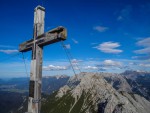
[0, 70, 150, 113]
[103, 70, 150, 100]
[0, 75, 69, 94]
[0, 75, 69, 113]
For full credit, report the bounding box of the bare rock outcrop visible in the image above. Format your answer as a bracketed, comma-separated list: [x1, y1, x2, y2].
[56, 72, 150, 113]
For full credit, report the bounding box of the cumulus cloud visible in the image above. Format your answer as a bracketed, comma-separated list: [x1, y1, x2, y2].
[93, 26, 109, 32]
[134, 48, 150, 54]
[0, 49, 18, 54]
[132, 55, 150, 60]
[139, 63, 150, 67]
[94, 42, 123, 54]
[0, 45, 15, 48]
[68, 59, 83, 70]
[71, 59, 82, 65]
[136, 37, 150, 47]
[83, 64, 108, 71]
[95, 59, 127, 71]
[129, 62, 138, 65]
[103, 60, 122, 67]
[43, 65, 68, 71]
[134, 37, 150, 54]
[83, 66, 98, 70]
[72, 38, 78, 44]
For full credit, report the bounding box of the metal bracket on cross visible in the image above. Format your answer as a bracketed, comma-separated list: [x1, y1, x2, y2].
[32, 98, 41, 103]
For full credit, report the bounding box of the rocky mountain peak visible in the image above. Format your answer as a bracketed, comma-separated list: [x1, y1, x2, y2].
[54, 72, 150, 113]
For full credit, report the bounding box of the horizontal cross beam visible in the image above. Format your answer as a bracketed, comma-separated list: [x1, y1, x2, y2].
[19, 26, 67, 52]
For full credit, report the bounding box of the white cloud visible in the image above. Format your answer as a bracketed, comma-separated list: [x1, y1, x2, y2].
[64, 44, 71, 49]
[94, 42, 123, 54]
[129, 62, 138, 65]
[139, 63, 150, 67]
[73, 66, 80, 70]
[93, 26, 109, 32]
[71, 59, 82, 64]
[103, 60, 122, 67]
[0, 45, 15, 48]
[134, 47, 150, 54]
[0, 49, 18, 54]
[95, 59, 127, 71]
[134, 37, 150, 54]
[136, 37, 150, 47]
[95, 59, 126, 71]
[83, 66, 98, 70]
[132, 55, 150, 60]
[72, 38, 78, 44]
[43, 65, 68, 71]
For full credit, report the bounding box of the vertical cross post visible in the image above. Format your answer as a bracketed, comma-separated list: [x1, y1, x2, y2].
[28, 6, 45, 113]
[19, 5, 67, 113]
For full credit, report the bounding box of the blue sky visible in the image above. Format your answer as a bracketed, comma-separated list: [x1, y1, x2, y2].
[0, 0, 150, 78]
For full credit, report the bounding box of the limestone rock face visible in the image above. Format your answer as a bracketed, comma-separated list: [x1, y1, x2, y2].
[53, 72, 150, 113]
[56, 85, 71, 98]
[100, 73, 132, 92]
[122, 70, 150, 100]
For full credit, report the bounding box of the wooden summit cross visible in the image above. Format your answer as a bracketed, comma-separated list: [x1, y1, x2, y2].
[19, 5, 67, 113]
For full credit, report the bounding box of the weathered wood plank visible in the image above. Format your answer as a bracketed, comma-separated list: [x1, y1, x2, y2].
[28, 5, 45, 113]
[19, 39, 33, 52]
[37, 27, 67, 46]
[19, 26, 67, 52]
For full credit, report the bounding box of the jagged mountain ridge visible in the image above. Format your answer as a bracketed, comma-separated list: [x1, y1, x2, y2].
[98, 73, 132, 92]
[122, 70, 150, 100]
[41, 72, 150, 113]
[101, 71, 150, 100]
